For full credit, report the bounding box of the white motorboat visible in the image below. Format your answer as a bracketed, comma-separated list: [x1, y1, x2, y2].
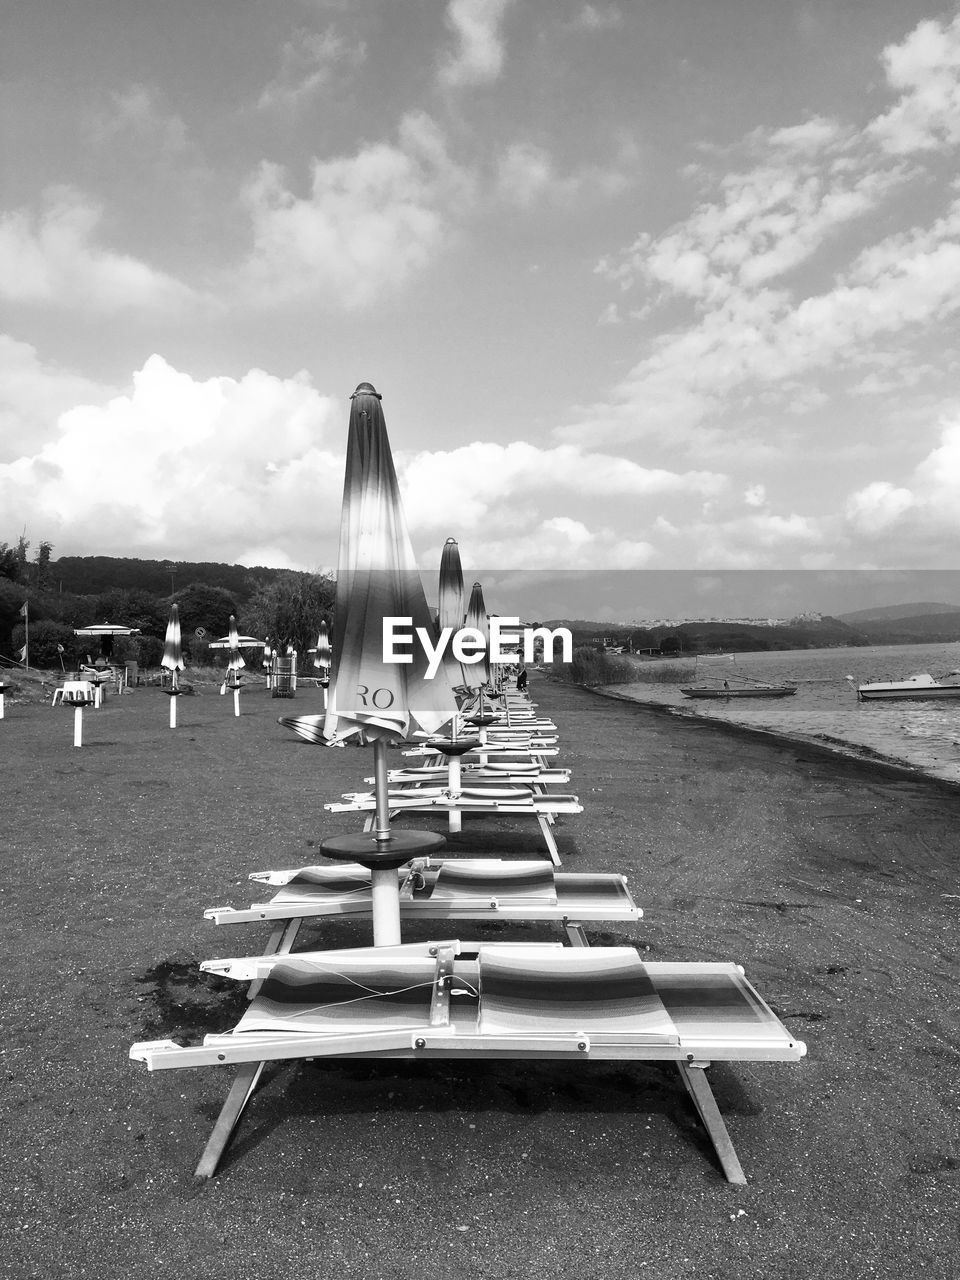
[856, 672, 960, 701]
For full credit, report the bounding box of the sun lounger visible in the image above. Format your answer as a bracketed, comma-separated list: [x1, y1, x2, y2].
[130, 939, 806, 1183]
[379, 765, 571, 786]
[203, 859, 640, 947]
[325, 789, 583, 865]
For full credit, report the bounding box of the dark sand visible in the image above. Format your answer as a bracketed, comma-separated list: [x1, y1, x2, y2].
[1, 674, 958, 1279]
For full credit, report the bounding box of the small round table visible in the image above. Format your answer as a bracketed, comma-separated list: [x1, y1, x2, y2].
[321, 829, 446, 946]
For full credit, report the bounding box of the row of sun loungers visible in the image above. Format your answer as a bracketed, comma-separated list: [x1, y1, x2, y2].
[129, 678, 805, 1185]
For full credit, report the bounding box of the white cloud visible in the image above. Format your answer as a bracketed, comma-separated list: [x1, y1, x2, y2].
[0, 187, 199, 312]
[397, 439, 725, 534]
[438, 0, 514, 89]
[845, 480, 915, 535]
[579, 16, 960, 467]
[257, 28, 367, 111]
[239, 112, 474, 307]
[0, 355, 343, 565]
[869, 13, 960, 154]
[571, 5, 624, 32]
[0, 335, 117, 462]
[496, 143, 556, 207]
[496, 135, 640, 208]
[88, 84, 190, 153]
[744, 484, 766, 507]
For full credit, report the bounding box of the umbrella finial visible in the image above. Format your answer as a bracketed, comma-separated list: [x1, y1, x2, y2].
[351, 381, 382, 399]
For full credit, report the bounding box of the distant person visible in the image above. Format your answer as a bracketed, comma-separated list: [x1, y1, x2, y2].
[516, 667, 528, 692]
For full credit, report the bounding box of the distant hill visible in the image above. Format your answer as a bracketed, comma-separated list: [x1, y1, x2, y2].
[848, 611, 960, 644]
[51, 555, 286, 600]
[544, 616, 868, 652]
[838, 602, 960, 623]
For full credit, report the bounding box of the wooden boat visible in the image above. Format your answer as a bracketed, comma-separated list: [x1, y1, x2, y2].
[856, 672, 960, 701]
[679, 683, 797, 700]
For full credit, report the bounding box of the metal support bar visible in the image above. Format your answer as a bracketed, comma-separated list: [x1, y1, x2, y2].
[193, 1061, 266, 1180]
[677, 1062, 747, 1185]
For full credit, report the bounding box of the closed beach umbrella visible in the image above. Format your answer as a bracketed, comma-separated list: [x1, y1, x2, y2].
[319, 381, 455, 945]
[438, 537, 468, 691]
[313, 620, 331, 707]
[324, 383, 454, 745]
[312, 620, 332, 674]
[226, 615, 245, 676]
[160, 603, 184, 727]
[226, 614, 243, 715]
[463, 581, 491, 690]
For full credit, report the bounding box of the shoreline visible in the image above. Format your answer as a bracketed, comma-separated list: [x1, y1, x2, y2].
[588, 679, 960, 795]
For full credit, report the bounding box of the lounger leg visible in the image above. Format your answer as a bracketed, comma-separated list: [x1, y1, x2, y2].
[194, 915, 301, 1177]
[677, 1063, 747, 1185]
[194, 1060, 266, 1179]
[563, 920, 589, 947]
[246, 918, 302, 1000]
[537, 815, 563, 867]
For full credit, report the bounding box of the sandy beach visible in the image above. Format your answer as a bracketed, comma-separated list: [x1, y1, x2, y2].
[2, 673, 958, 1279]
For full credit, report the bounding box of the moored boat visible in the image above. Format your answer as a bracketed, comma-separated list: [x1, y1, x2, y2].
[856, 672, 960, 701]
[679, 683, 798, 700]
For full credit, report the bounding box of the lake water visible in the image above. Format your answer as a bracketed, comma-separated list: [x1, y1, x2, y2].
[606, 642, 960, 787]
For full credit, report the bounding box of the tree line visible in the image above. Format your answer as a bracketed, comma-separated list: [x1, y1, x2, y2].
[1, 539, 335, 671]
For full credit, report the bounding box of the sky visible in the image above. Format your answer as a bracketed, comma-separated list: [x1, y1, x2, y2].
[4, 0, 960, 616]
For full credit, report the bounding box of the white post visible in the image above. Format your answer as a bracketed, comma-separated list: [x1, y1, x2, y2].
[370, 867, 402, 946]
[74, 705, 83, 747]
[233, 687, 240, 717]
[169, 696, 177, 729]
[448, 755, 462, 833]
[0, 690, 5, 720]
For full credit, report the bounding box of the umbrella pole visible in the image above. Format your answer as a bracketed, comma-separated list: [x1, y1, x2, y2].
[370, 737, 402, 945]
[373, 737, 391, 840]
[74, 705, 84, 748]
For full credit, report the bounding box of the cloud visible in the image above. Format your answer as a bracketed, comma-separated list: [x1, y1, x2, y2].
[0, 355, 343, 566]
[578, 13, 960, 466]
[438, 0, 514, 88]
[0, 187, 199, 312]
[239, 112, 474, 307]
[88, 84, 190, 153]
[496, 142, 556, 207]
[0, 351, 728, 572]
[257, 28, 367, 110]
[868, 13, 960, 154]
[0, 336, 117, 463]
[570, 5, 624, 32]
[399, 439, 723, 524]
[744, 484, 766, 507]
[496, 135, 640, 208]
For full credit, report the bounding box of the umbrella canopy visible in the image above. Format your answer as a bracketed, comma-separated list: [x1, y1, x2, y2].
[462, 581, 491, 689]
[74, 621, 141, 660]
[324, 382, 456, 743]
[73, 622, 142, 637]
[207, 634, 265, 649]
[160, 604, 185, 679]
[277, 714, 328, 743]
[438, 537, 468, 690]
[311, 620, 332, 672]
